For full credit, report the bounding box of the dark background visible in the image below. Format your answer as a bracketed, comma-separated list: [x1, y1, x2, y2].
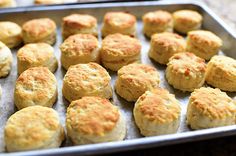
[105, 135, 236, 156]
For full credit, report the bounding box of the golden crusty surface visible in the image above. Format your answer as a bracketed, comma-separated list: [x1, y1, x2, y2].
[103, 12, 136, 28]
[117, 63, 160, 86]
[0, 21, 22, 48]
[151, 32, 186, 49]
[173, 10, 202, 23]
[187, 30, 222, 48]
[189, 87, 235, 119]
[207, 55, 236, 77]
[22, 18, 56, 39]
[63, 14, 97, 29]
[14, 67, 57, 109]
[66, 96, 119, 136]
[63, 62, 112, 102]
[17, 42, 57, 74]
[205, 55, 236, 91]
[101, 33, 141, 60]
[136, 88, 181, 123]
[143, 10, 172, 24]
[168, 52, 206, 75]
[4, 105, 64, 152]
[60, 34, 98, 57]
[17, 43, 54, 63]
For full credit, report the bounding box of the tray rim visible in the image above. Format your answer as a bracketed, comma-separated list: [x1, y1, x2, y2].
[1, 0, 236, 155]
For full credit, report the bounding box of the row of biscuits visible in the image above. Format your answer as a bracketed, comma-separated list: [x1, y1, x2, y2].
[3, 63, 236, 152]
[0, 28, 234, 92]
[0, 9, 203, 47]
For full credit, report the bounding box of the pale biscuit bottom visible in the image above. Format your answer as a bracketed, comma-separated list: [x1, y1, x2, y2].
[143, 23, 173, 38]
[134, 108, 180, 136]
[23, 31, 56, 45]
[187, 103, 235, 130]
[166, 68, 205, 92]
[62, 25, 98, 40]
[102, 56, 140, 71]
[102, 25, 136, 37]
[61, 47, 100, 70]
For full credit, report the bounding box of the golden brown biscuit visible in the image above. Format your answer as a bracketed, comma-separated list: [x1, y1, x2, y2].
[62, 14, 97, 39]
[4, 106, 64, 152]
[60, 34, 99, 70]
[101, 12, 136, 37]
[101, 33, 141, 71]
[0, 41, 12, 78]
[115, 63, 160, 102]
[173, 10, 202, 34]
[62, 62, 112, 102]
[66, 96, 126, 145]
[34, 0, 64, 5]
[14, 67, 57, 110]
[187, 87, 236, 130]
[134, 88, 181, 136]
[0, 21, 22, 48]
[142, 10, 173, 38]
[17, 43, 58, 74]
[148, 32, 186, 64]
[22, 18, 57, 45]
[206, 55, 236, 92]
[0, 0, 16, 7]
[166, 52, 206, 92]
[186, 30, 222, 60]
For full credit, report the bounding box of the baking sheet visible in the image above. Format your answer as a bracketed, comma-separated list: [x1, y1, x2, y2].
[0, 0, 236, 155]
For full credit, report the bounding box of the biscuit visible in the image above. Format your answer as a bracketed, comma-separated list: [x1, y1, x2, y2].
[0, 21, 22, 48]
[142, 10, 173, 38]
[173, 10, 202, 34]
[0, 41, 12, 78]
[134, 88, 181, 136]
[115, 63, 160, 102]
[62, 62, 112, 102]
[206, 55, 236, 92]
[166, 52, 206, 92]
[101, 12, 136, 37]
[14, 67, 57, 110]
[60, 34, 99, 70]
[186, 30, 222, 60]
[0, 0, 16, 7]
[66, 96, 126, 145]
[35, 0, 64, 5]
[187, 87, 236, 130]
[17, 43, 58, 74]
[62, 14, 97, 39]
[4, 106, 64, 152]
[22, 18, 57, 45]
[148, 32, 186, 65]
[101, 33, 141, 71]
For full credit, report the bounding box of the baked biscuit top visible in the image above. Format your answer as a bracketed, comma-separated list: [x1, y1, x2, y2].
[104, 12, 136, 28]
[168, 52, 206, 76]
[63, 14, 97, 28]
[67, 96, 119, 135]
[189, 87, 236, 119]
[136, 88, 181, 123]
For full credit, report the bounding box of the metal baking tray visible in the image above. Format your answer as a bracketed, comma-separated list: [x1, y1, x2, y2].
[0, 0, 236, 155]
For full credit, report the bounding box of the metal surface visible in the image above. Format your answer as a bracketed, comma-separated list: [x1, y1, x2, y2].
[0, 0, 235, 155]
